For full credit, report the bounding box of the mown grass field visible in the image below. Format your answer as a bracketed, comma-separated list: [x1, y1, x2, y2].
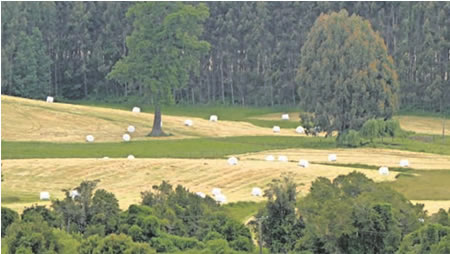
[1, 95, 304, 142]
[1, 158, 399, 212]
[2, 95, 450, 217]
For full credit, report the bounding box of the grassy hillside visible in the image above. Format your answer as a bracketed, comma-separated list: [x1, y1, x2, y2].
[1, 95, 303, 142]
[1, 158, 398, 211]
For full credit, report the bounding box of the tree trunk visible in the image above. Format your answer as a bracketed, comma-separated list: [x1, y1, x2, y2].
[443, 117, 446, 140]
[230, 63, 234, 105]
[220, 56, 225, 104]
[148, 104, 167, 137]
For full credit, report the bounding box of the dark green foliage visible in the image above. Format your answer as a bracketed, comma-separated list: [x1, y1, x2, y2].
[81, 233, 156, 254]
[295, 172, 423, 253]
[2, 2, 448, 114]
[21, 205, 59, 228]
[337, 130, 362, 147]
[51, 180, 120, 235]
[1, 207, 19, 237]
[361, 119, 382, 143]
[136, 182, 254, 252]
[108, 2, 210, 136]
[255, 174, 304, 253]
[297, 10, 400, 135]
[2, 214, 80, 254]
[430, 209, 450, 227]
[397, 224, 450, 254]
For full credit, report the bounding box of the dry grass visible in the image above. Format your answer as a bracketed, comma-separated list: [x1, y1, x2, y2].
[1, 158, 397, 212]
[396, 115, 447, 136]
[411, 200, 450, 215]
[239, 148, 450, 170]
[1, 95, 303, 142]
[250, 112, 301, 122]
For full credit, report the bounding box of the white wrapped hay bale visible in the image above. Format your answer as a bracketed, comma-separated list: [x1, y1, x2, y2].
[196, 192, 206, 198]
[40, 192, 50, 200]
[265, 155, 275, 161]
[123, 133, 131, 142]
[127, 125, 136, 133]
[273, 126, 281, 133]
[215, 194, 227, 204]
[46, 96, 54, 103]
[298, 159, 309, 168]
[227, 157, 238, 165]
[209, 115, 218, 122]
[69, 190, 80, 199]
[212, 188, 221, 196]
[281, 114, 290, 120]
[132, 107, 140, 113]
[86, 135, 95, 142]
[399, 159, 409, 167]
[184, 119, 193, 126]
[127, 154, 135, 160]
[378, 166, 389, 176]
[296, 126, 305, 134]
[251, 187, 263, 197]
[328, 154, 337, 162]
[278, 155, 288, 162]
[102, 157, 109, 160]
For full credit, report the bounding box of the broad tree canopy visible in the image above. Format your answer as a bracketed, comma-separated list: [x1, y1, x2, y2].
[297, 10, 399, 135]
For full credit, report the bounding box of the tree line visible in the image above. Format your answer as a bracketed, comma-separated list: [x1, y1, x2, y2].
[2, 173, 450, 253]
[1, 2, 449, 112]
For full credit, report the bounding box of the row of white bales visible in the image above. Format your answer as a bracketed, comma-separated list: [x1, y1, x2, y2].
[41, 98, 409, 204]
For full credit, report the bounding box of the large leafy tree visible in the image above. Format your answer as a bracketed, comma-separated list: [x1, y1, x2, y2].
[254, 174, 305, 253]
[108, 2, 210, 136]
[297, 10, 400, 135]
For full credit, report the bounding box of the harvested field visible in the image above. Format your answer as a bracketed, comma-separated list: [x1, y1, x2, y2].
[1, 95, 303, 142]
[396, 115, 447, 136]
[239, 148, 450, 170]
[250, 112, 301, 122]
[1, 158, 397, 212]
[412, 200, 450, 215]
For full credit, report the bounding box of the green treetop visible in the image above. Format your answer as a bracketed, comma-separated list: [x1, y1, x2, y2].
[297, 10, 400, 135]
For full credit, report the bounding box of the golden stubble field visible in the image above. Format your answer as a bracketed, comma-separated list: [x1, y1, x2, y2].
[1, 95, 304, 142]
[2, 157, 398, 213]
[240, 148, 450, 171]
[395, 115, 447, 136]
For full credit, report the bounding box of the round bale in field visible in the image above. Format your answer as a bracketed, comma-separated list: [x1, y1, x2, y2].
[328, 154, 337, 162]
[184, 119, 193, 126]
[86, 135, 95, 142]
[212, 188, 221, 196]
[123, 133, 131, 142]
[46, 96, 54, 103]
[281, 114, 290, 120]
[196, 192, 206, 198]
[265, 155, 275, 161]
[298, 159, 309, 168]
[251, 187, 263, 197]
[273, 126, 281, 133]
[127, 125, 136, 133]
[127, 154, 135, 160]
[227, 157, 238, 165]
[400, 159, 409, 167]
[215, 194, 227, 204]
[209, 115, 218, 122]
[378, 166, 389, 176]
[278, 155, 288, 162]
[40, 192, 50, 200]
[70, 190, 80, 199]
[132, 107, 141, 113]
[296, 126, 305, 134]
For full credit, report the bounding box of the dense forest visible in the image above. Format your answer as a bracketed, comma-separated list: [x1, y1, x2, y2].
[2, 173, 450, 253]
[1, 2, 449, 112]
